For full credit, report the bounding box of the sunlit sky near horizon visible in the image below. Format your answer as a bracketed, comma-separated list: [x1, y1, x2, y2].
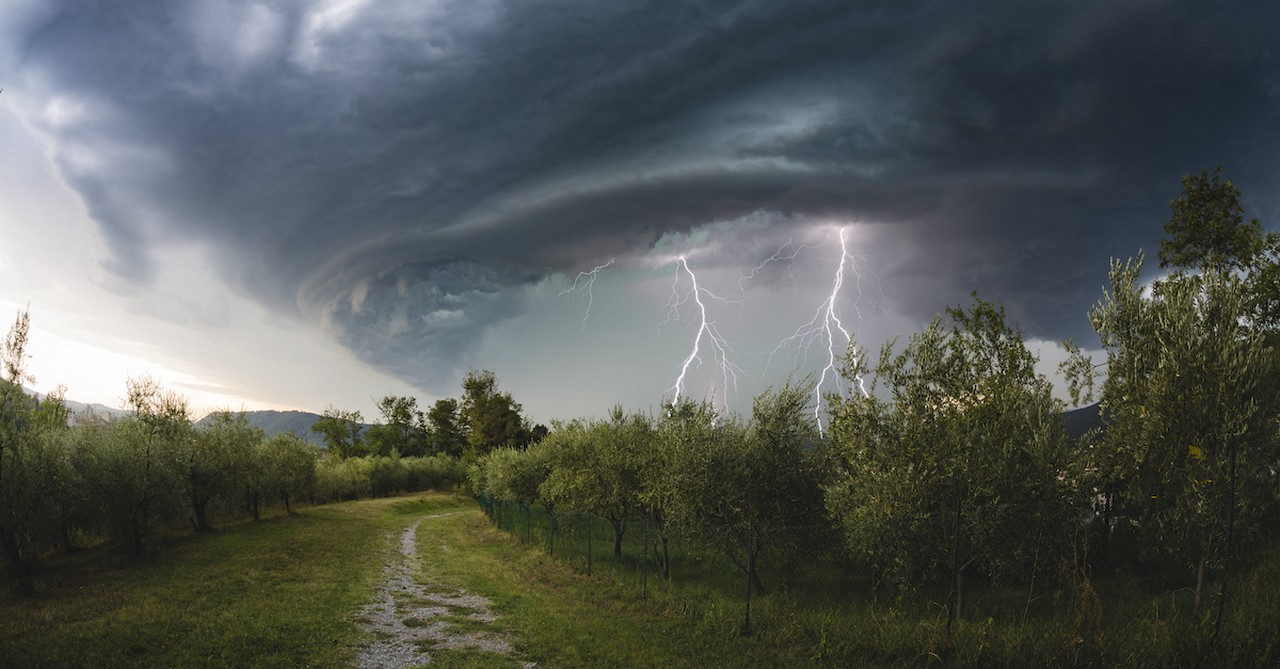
[2, 1, 1278, 423]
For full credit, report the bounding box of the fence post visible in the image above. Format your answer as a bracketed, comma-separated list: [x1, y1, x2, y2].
[742, 523, 755, 636]
[642, 518, 649, 599]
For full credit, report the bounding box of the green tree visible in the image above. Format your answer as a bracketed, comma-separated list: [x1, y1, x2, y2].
[461, 369, 531, 458]
[1159, 167, 1266, 273]
[827, 298, 1075, 621]
[0, 310, 73, 591]
[1069, 253, 1277, 611]
[110, 376, 194, 555]
[426, 398, 467, 457]
[76, 406, 190, 556]
[1066, 171, 1280, 621]
[365, 395, 427, 457]
[483, 445, 553, 506]
[258, 433, 319, 514]
[311, 406, 365, 458]
[190, 411, 261, 532]
[657, 384, 829, 608]
[538, 408, 653, 557]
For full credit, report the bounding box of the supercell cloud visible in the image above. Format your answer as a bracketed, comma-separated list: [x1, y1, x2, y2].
[2, 0, 1278, 402]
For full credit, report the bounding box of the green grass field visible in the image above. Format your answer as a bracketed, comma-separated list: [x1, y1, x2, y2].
[4, 494, 1279, 668]
[0, 495, 471, 669]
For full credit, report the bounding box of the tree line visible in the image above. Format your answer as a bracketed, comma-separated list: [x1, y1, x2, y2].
[473, 168, 1280, 631]
[310, 368, 546, 460]
[0, 317, 545, 592]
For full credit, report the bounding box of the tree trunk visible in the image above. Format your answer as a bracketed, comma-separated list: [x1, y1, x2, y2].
[1194, 553, 1209, 611]
[1, 526, 33, 595]
[610, 518, 625, 558]
[661, 534, 671, 580]
[191, 498, 211, 533]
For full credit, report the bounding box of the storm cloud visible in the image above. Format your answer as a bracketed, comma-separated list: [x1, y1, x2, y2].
[3, 0, 1278, 398]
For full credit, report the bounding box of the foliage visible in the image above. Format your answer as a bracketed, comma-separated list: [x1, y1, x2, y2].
[826, 297, 1076, 611]
[538, 409, 654, 557]
[656, 385, 829, 597]
[311, 406, 366, 458]
[314, 455, 374, 502]
[365, 395, 428, 457]
[402, 453, 463, 491]
[461, 369, 534, 458]
[0, 319, 73, 590]
[1065, 169, 1280, 615]
[258, 432, 319, 514]
[426, 397, 468, 457]
[1069, 254, 1278, 604]
[190, 411, 261, 531]
[1159, 166, 1266, 273]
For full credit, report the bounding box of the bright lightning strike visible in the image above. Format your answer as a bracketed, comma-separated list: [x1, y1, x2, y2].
[762, 228, 873, 434]
[558, 226, 883, 426]
[662, 256, 746, 408]
[558, 258, 615, 334]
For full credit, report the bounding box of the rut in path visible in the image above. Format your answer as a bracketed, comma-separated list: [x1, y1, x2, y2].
[354, 512, 533, 668]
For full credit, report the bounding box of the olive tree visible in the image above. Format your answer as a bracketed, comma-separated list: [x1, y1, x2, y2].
[538, 409, 654, 557]
[1066, 170, 1280, 617]
[0, 310, 77, 591]
[258, 432, 319, 514]
[827, 297, 1075, 621]
[657, 384, 829, 601]
[190, 411, 261, 531]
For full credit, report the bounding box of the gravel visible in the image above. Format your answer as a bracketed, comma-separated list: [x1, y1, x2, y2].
[354, 513, 534, 668]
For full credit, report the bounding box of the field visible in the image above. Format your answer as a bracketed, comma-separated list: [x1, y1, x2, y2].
[3, 493, 1279, 668]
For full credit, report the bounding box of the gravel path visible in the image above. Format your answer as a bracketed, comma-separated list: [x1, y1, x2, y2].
[354, 512, 533, 668]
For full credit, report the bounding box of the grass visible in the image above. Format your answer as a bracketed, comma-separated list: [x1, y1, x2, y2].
[470, 501, 1280, 668]
[413, 508, 910, 668]
[0, 494, 473, 669]
[4, 494, 1277, 668]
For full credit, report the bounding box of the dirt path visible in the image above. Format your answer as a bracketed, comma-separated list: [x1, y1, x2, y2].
[354, 512, 533, 668]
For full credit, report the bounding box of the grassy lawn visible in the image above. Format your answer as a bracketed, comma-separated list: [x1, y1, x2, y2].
[0, 494, 473, 669]
[436, 505, 1280, 668]
[4, 494, 1278, 668]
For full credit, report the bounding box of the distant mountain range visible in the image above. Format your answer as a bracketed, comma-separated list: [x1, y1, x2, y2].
[28, 386, 1105, 447]
[1063, 403, 1104, 442]
[193, 410, 329, 444]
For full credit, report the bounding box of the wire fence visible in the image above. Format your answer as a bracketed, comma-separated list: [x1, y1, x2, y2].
[476, 495, 882, 634]
[473, 493, 1279, 661]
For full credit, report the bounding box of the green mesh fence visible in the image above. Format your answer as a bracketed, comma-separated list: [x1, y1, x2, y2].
[475, 494, 859, 634]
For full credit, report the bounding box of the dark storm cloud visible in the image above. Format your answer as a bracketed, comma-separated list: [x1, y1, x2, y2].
[4, 0, 1278, 387]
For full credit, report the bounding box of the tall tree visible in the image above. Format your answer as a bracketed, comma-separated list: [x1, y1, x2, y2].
[460, 369, 530, 458]
[365, 395, 427, 457]
[1159, 166, 1265, 273]
[827, 298, 1075, 620]
[1067, 170, 1280, 616]
[0, 309, 48, 591]
[1070, 255, 1277, 610]
[311, 406, 365, 458]
[426, 398, 467, 457]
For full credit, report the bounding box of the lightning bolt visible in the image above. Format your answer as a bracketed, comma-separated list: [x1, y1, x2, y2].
[662, 256, 746, 408]
[558, 258, 615, 334]
[760, 228, 873, 434]
[559, 225, 883, 427]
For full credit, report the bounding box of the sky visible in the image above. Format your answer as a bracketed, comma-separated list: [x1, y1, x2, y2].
[1, 0, 1278, 424]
